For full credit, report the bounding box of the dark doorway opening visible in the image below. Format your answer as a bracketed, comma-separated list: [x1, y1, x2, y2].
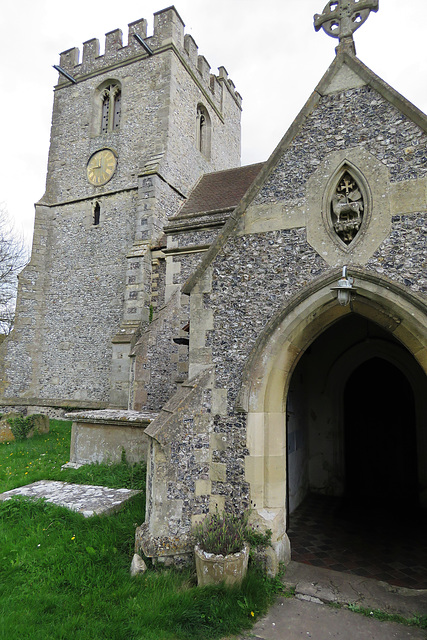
[286, 314, 427, 588]
[344, 357, 418, 509]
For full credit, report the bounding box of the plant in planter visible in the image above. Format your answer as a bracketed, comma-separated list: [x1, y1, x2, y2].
[5, 413, 49, 441]
[193, 510, 250, 587]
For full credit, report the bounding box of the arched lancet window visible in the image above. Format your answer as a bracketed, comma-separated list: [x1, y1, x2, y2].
[329, 167, 366, 246]
[100, 83, 121, 134]
[196, 104, 211, 159]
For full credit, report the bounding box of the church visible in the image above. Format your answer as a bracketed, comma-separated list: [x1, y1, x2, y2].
[1, 2, 426, 570]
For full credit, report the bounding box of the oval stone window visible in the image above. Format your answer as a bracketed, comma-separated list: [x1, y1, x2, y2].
[330, 170, 364, 245]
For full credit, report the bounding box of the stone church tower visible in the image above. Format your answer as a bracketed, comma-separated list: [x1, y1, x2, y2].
[0, 7, 241, 411]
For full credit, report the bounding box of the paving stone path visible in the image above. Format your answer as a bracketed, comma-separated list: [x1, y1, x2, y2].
[0, 480, 140, 516]
[234, 563, 427, 640]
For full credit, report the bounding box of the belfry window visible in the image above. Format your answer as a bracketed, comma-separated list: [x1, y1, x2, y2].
[100, 84, 121, 133]
[196, 104, 211, 159]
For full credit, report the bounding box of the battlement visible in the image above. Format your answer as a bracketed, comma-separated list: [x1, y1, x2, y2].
[57, 6, 242, 109]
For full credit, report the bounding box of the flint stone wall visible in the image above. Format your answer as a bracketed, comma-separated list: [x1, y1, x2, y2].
[367, 214, 427, 292]
[165, 55, 241, 194]
[142, 82, 427, 552]
[2, 191, 137, 405]
[131, 291, 190, 412]
[173, 228, 221, 249]
[255, 85, 427, 208]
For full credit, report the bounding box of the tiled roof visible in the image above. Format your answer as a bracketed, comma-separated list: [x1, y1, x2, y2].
[176, 162, 265, 217]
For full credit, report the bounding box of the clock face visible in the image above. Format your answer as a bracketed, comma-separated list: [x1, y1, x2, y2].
[87, 149, 117, 186]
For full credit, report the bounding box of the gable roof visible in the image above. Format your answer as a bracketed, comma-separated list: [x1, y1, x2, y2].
[182, 48, 427, 295]
[173, 162, 265, 218]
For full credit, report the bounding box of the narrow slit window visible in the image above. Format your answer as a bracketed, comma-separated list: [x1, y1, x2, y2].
[196, 104, 211, 159]
[93, 202, 101, 226]
[101, 94, 110, 133]
[113, 90, 121, 130]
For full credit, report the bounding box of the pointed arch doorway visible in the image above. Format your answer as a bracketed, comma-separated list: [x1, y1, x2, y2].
[242, 270, 427, 586]
[285, 314, 426, 587]
[286, 314, 421, 514]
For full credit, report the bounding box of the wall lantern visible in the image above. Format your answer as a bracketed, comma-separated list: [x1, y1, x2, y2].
[331, 266, 357, 306]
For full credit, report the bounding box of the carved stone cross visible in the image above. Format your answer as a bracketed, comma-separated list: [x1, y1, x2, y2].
[314, 0, 379, 42]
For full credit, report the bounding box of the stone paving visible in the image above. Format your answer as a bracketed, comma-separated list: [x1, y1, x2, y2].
[0, 480, 141, 517]
[235, 562, 427, 640]
[288, 493, 427, 590]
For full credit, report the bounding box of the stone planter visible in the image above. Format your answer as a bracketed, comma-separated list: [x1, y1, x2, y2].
[195, 543, 250, 587]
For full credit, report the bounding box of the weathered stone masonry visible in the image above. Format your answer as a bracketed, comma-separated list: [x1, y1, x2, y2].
[138, 51, 427, 564]
[367, 214, 427, 292]
[0, 6, 242, 411]
[256, 86, 427, 208]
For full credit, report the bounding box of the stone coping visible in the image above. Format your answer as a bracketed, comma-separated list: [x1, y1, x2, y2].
[65, 409, 158, 427]
[0, 480, 141, 517]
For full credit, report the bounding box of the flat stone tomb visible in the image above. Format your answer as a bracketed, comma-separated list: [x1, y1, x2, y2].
[0, 480, 141, 517]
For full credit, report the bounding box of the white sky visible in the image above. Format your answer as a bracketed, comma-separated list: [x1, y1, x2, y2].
[2, 0, 426, 248]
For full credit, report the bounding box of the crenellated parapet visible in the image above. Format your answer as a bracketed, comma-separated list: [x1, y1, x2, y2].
[57, 6, 242, 109]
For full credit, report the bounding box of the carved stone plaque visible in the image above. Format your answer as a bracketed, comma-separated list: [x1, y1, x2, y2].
[331, 171, 364, 245]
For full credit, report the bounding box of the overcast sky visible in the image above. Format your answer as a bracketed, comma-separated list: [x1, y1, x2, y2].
[2, 0, 427, 247]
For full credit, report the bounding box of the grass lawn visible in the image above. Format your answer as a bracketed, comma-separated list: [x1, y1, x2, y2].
[0, 420, 283, 640]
